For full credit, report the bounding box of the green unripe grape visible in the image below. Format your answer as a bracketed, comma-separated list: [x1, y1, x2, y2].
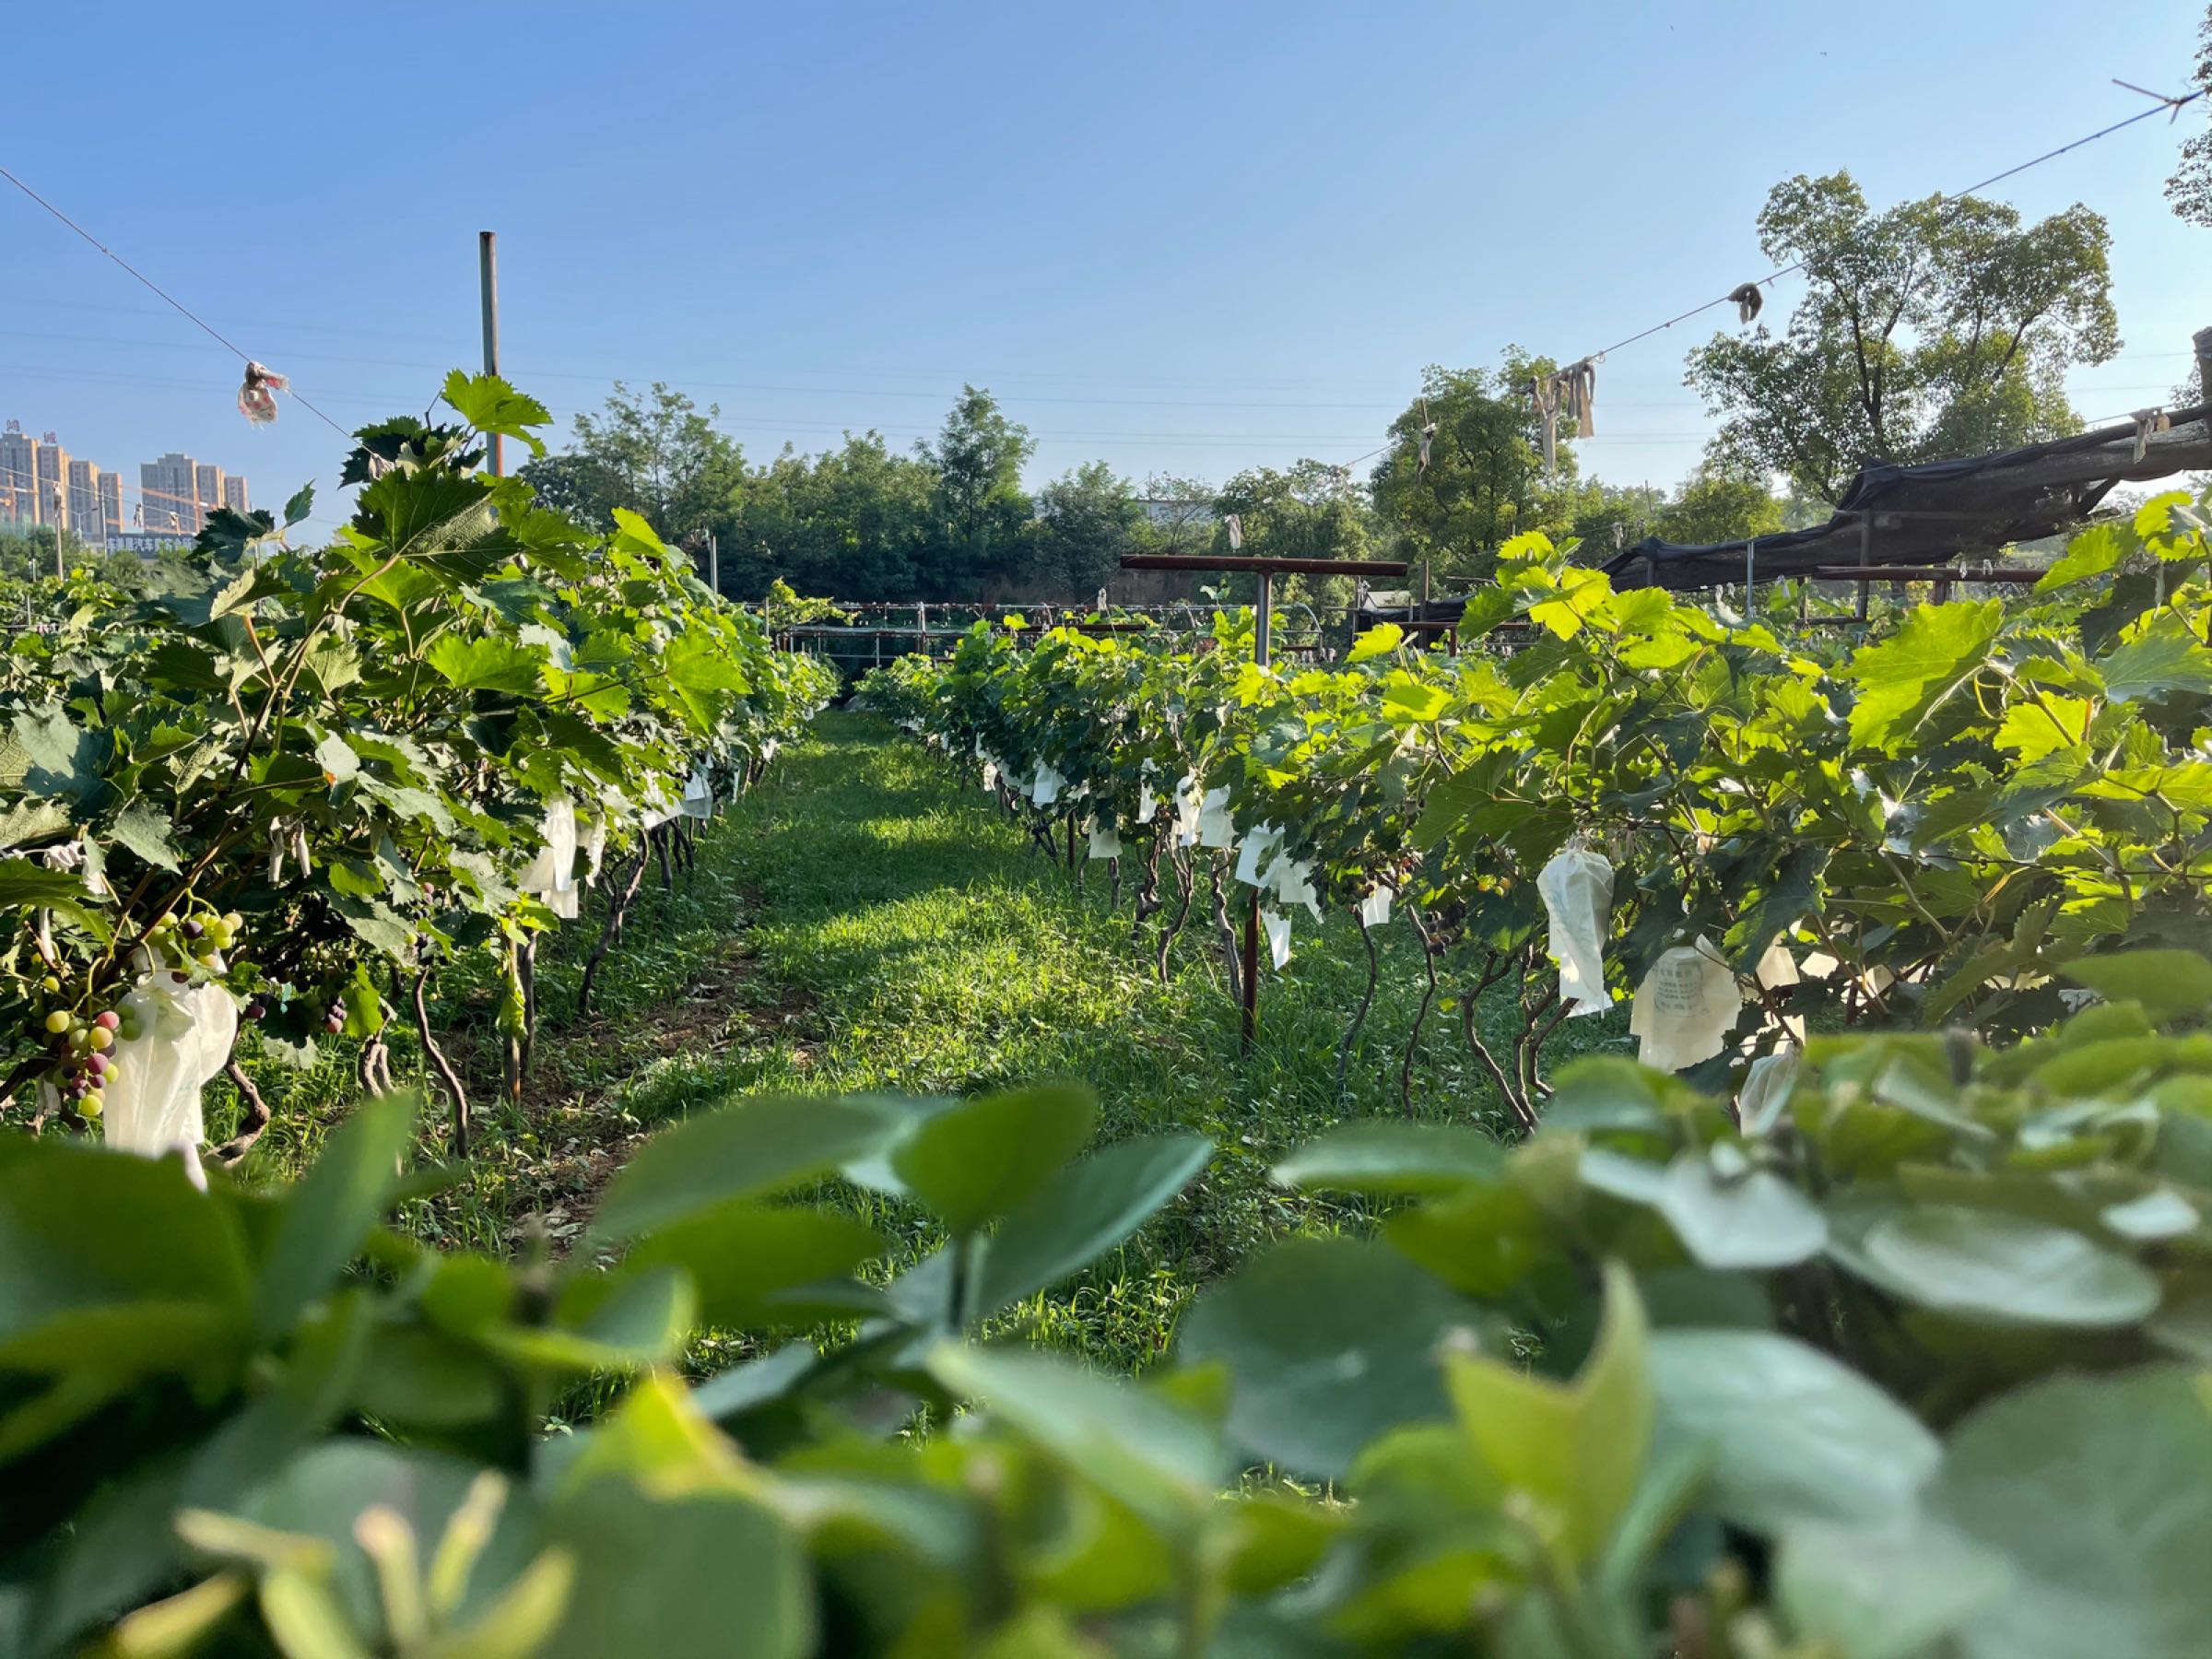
[79, 1090, 102, 1118]
[117, 1015, 143, 1042]
[88, 1027, 112, 1053]
[42, 1010, 69, 1035]
[222, 912, 244, 934]
[40, 975, 59, 994]
[102, 1062, 124, 1087]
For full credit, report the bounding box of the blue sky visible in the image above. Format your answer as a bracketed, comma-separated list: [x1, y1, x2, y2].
[4, 1, 2205, 539]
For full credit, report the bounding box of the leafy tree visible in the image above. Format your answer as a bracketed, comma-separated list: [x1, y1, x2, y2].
[1371, 356, 1568, 581]
[735, 433, 937, 600]
[1652, 465, 1788, 545]
[2168, 5, 2212, 229]
[1558, 480, 1666, 561]
[1688, 172, 2118, 503]
[1215, 459, 1376, 603]
[919, 386, 1035, 589]
[1033, 462, 1141, 596]
[1133, 473, 1218, 553]
[521, 382, 747, 554]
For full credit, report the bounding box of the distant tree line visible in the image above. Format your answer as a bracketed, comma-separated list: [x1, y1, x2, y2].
[522, 161, 2138, 604]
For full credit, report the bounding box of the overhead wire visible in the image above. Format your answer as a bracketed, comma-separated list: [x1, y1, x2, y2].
[0, 161, 351, 439]
[1564, 83, 2208, 371]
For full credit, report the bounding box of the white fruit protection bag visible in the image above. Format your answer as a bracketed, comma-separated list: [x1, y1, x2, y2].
[1629, 935, 1744, 1071]
[1195, 787, 1234, 849]
[520, 796, 581, 920]
[1537, 845, 1615, 1015]
[105, 964, 241, 1188]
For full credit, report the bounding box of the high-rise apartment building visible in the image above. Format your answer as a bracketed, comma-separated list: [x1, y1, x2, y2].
[33, 434, 68, 529]
[141, 452, 198, 533]
[65, 460, 108, 546]
[221, 476, 250, 515]
[194, 464, 225, 527]
[97, 471, 123, 541]
[0, 423, 33, 526]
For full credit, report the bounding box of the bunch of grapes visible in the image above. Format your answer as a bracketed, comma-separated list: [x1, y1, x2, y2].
[145, 907, 245, 971]
[39, 994, 125, 1120]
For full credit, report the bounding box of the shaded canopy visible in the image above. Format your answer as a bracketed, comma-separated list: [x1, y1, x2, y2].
[1597, 403, 2211, 592]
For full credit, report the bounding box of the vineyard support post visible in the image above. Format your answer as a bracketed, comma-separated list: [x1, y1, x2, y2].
[1855, 515, 1871, 623]
[1118, 550, 1407, 1058]
[478, 230, 502, 477]
[1241, 566, 1273, 1053]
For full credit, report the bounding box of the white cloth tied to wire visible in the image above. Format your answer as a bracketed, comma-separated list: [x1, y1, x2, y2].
[1195, 786, 1235, 849]
[1530, 357, 1599, 470]
[1087, 819, 1122, 860]
[104, 959, 241, 1187]
[1031, 761, 1067, 806]
[2131, 407, 2172, 464]
[1629, 936, 1744, 1072]
[1537, 845, 1615, 1016]
[521, 796, 581, 919]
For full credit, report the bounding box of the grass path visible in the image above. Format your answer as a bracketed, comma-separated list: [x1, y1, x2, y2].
[244, 710, 1628, 1365]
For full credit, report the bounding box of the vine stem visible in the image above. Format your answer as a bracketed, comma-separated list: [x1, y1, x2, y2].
[1156, 846, 1195, 985]
[411, 965, 470, 1156]
[210, 1053, 273, 1166]
[578, 843, 653, 1018]
[1400, 905, 1441, 1117]
[1334, 909, 1380, 1106]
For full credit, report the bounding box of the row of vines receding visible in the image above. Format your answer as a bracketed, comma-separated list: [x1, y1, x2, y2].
[860, 493, 2212, 1125]
[0, 372, 835, 1168]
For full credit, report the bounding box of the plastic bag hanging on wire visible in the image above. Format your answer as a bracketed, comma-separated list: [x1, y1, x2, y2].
[1087, 818, 1122, 860]
[1135, 759, 1159, 825]
[1629, 936, 1743, 1071]
[1260, 906, 1292, 969]
[237, 361, 288, 426]
[1031, 760, 1066, 806]
[1537, 844, 1615, 1015]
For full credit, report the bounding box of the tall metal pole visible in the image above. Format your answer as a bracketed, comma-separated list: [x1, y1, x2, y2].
[478, 231, 503, 477]
[51, 487, 63, 580]
[708, 530, 719, 597]
[1241, 568, 1273, 1054]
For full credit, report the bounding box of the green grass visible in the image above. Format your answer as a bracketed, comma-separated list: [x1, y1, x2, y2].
[215, 710, 1636, 1370]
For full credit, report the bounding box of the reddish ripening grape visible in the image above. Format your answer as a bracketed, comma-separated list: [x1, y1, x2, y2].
[94, 1010, 120, 1031]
